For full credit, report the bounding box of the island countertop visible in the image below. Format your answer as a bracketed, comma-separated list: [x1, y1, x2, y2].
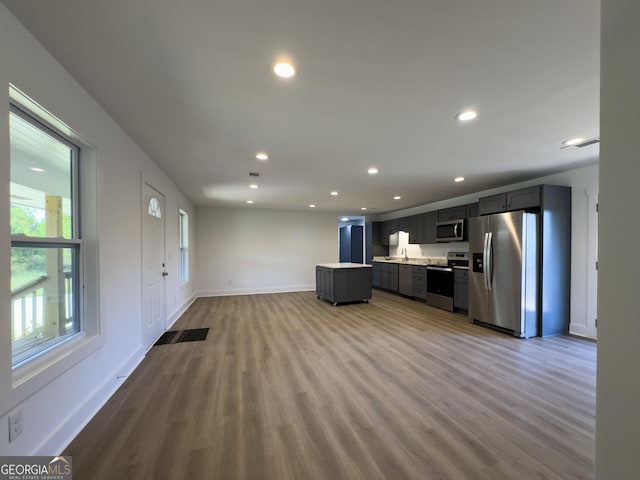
[316, 262, 373, 269]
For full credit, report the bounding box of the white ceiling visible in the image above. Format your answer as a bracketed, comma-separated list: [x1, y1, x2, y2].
[2, 0, 600, 215]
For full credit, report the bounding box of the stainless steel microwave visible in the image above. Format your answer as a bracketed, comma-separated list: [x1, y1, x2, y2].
[435, 219, 465, 242]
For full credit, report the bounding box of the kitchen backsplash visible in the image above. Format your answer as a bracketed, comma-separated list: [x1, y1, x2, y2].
[388, 231, 469, 258]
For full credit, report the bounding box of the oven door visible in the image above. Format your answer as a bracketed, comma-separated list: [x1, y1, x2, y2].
[427, 266, 454, 297]
[426, 265, 454, 311]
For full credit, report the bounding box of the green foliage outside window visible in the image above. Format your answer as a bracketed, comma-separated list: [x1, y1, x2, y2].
[10, 204, 72, 291]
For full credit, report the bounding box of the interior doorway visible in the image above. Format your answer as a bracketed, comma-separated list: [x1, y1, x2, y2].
[338, 216, 365, 263]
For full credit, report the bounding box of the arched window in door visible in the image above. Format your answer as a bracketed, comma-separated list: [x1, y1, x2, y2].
[148, 197, 162, 218]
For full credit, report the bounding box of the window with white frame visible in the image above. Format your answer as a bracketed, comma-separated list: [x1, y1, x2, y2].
[9, 104, 82, 367]
[179, 209, 189, 282]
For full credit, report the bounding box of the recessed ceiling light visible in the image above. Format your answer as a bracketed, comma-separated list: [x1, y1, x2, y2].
[367, 167, 379, 175]
[273, 60, 296, 78]
[454, 176, 465, 182]
[563, 137, 585, 146]
[256, 152, 269, 161]
[249, 183, 259, 189]
[30, 167, 45, 173]
[456, 110, 478, 121]
[246, 200, 254, 204]
[393, 196, 401, 200]
[361, 207, 367, 211]
[330, 191, 339, 196]
[309, 204, 316, 208]
[341, 217, 349, 222]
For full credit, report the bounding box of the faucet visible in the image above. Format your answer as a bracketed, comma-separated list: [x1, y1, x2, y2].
[402, 248, 409, 261]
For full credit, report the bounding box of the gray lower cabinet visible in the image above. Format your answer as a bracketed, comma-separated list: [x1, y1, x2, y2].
[387, 263, 399, 292]
[372, 262, 382, 287]
[398, 264, 412, 296]
[316, 265, 372, 305]
[453, 268, 468, 310]
[412, 265, 427, 300]
[371, 262, 399, 292]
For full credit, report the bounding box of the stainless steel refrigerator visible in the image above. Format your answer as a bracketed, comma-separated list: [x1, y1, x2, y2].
[468, 211, 539, 338]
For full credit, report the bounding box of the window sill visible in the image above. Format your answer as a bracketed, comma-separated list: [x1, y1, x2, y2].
[1, 332, 104, 416]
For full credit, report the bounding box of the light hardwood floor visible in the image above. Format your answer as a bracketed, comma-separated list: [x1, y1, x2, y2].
[64, 290, 596, 479]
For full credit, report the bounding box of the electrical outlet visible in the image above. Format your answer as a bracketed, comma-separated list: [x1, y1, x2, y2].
[228, 279, 232, 286]
[8, 410, 23, 442]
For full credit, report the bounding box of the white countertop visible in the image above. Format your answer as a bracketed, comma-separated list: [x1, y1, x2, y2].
[316, 263, 373, 269]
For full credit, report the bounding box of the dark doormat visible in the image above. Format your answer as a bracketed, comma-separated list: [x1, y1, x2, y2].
[154, 328, 209, 346]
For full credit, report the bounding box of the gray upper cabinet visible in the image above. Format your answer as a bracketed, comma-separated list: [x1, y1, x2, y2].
[423, 211, 438, 244]
[438, 205, 466, 221]
[478, 193, 508, 215]
[380, 221, 391, 245]
[407, 215, 419, 242]
[506, 186, 541, 211]
[410, 211, 437, 244]
[384, 217, 410, 236]
[466, 203, 479, 218]
[408, 214, 422, 244]
[479, 186, 542, 215]
[396, 217, 410, 233]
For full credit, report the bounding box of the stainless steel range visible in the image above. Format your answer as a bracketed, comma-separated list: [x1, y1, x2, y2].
[426, 252, 468, 311]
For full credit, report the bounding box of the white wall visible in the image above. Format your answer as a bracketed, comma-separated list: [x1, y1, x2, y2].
[196, 207, 338, 296]
[379, 164, 599, 337]
[597, 0, 640, 477]
[388, 233, 468, 260]
[0, 5, 195, 455]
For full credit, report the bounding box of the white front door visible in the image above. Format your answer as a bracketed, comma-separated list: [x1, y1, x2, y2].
[142, 183, 166, 348]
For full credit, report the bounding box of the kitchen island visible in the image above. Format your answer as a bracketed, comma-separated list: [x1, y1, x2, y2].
[316, 263, 372, 306]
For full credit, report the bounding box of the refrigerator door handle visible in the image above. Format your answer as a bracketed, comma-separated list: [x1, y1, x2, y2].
[483, 232, 489, 290]
[486, 231, 493, 290]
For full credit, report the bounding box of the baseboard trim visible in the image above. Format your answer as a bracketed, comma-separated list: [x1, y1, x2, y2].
[33, 347, 145, 456]
[197, 285, 315, 297]
[167, 294, 197, 329]
[569, 324, 588, 337]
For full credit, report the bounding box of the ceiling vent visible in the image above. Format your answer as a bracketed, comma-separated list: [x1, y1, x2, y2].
[574, 138, 600, 148]
[249, 172, 261, 177]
